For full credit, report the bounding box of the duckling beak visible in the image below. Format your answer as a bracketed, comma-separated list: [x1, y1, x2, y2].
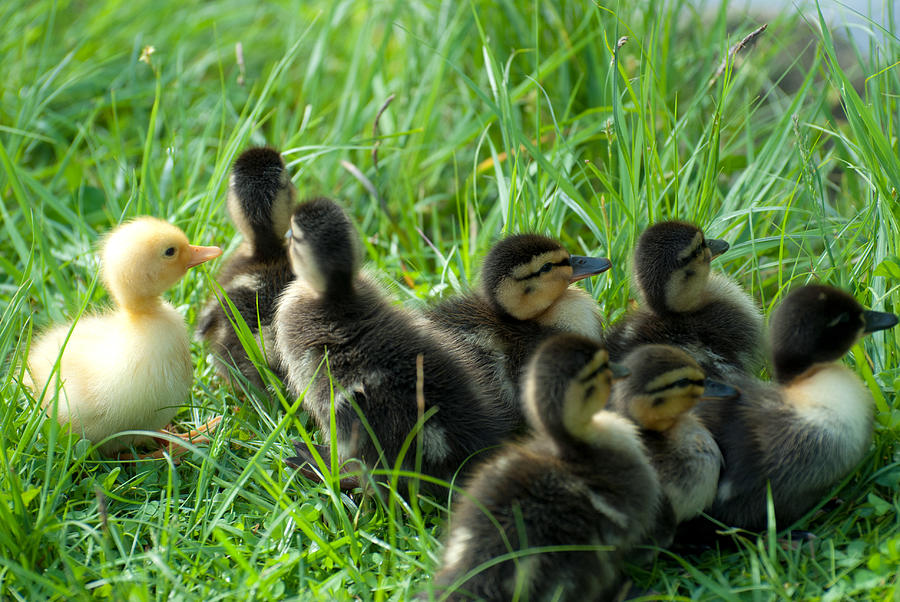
[862, 310, 899, 333]
[700, 378, 739, 400]
[609, 361, 630, 379]
[707, 238, 730, 259]
[569, 256, 612, 282]
[185, 245, 223, 268]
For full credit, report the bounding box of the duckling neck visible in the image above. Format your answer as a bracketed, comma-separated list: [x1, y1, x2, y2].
[114, 292, 168, 317]
[250, 232, 286, 262]
[535, 288, 602, 337]
[780, 363, 873, 458]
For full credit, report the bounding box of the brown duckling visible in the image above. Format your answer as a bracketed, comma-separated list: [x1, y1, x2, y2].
[694, 284, 897, 531]
[610, 344, 736, 523]
[429, 334, 665, 601]
[425, 234, 611, 428]
[274, 198, 510, 494]
[197, 147, 297, 389]
[604, 220, 763, 380]
[26, 217, 222, 455]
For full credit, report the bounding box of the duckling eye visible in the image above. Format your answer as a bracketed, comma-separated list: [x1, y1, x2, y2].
[651, 397, 665, 407]
[164, 247, 176, 257]
[670, 378, 695, 389]
[539, 262, 553, 274]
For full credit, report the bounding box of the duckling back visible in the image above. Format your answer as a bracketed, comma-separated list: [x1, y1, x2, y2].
[275, 198, 511, 492]
[197, 147, 297, 389]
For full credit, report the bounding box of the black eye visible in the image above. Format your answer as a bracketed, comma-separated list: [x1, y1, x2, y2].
[164, 247, 176, 257]
[652, 397, 665, 407]
[539, 262, 553, 274]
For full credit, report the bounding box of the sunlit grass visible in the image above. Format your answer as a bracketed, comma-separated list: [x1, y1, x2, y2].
[1, 0, 897, 598]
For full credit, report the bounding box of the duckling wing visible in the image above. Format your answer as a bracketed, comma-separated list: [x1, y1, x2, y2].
[697, 371, 872, 530]
[604, 304, 763, 380]
[199, 259, 294, 385]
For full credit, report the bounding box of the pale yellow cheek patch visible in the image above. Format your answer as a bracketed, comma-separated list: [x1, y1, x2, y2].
[632, 390, 700, 432]
[676, 232, 704, 261]
[494, 273, 569, 320]
[578, 350, 610, 381]
[510, 249, 569, 280]
[563, 352, 613, 438]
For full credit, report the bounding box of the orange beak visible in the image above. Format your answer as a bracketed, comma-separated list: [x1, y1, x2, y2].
[185, 245, 223, 268]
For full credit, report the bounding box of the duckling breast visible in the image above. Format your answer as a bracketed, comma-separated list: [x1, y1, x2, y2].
[536, 287, 603, 338]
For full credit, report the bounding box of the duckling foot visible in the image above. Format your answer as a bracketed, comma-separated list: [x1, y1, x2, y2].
[164, 414, 224, 443]
[285, 442, 362, 491]
[117, 415, 224, 463]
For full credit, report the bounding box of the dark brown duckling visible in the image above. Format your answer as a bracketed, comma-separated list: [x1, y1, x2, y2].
[610, 344, 736, 523]
[604, 220, 763, 380]
[429, 334, 665, 601]
[424, 234, 611, 428]
[197, 146, 297, 389]
[274, 198, 511, 495]
[694, 284, 897, 531]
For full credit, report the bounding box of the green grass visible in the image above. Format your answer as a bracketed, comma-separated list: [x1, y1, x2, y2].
[1, 0, 898, 598]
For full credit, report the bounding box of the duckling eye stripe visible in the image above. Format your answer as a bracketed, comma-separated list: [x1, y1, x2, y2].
[515, 259, 571, 281]
[578, 362, 609, 383]
[645, 378, 704, 395]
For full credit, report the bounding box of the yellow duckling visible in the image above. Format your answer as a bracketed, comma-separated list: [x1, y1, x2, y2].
[26, 217, 222, 455]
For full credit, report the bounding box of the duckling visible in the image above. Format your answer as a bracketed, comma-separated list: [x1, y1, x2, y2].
[197, 147, 297, 389]
[274, 198, 509, 492]
[26, 217, 222, 455]
[610, 344, 736, 523]
[604, 221, 763, 380]
[424, 234, 612, 427]
[429, 333, 664, 601]
[693, 284, 898, 531]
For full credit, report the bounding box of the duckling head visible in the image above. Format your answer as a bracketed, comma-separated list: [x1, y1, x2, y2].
[227, 147, 296, 258]
[771, 284, 898, 383]
[522, 333, 629, 443]
[481, 234, 611, 320]
[101, 217, 222, 312]
[286, 198, 360, 299]
[614, 344, 738, 431]
[633, 221, 730, 314]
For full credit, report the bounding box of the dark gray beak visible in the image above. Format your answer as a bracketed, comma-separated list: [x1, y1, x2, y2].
[701, 378, 739, 400]
[706, 238, 730, 259]
[609, 361, 630, 379]
[863, 310, 898, 333]
[569, 255, 612, 282]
